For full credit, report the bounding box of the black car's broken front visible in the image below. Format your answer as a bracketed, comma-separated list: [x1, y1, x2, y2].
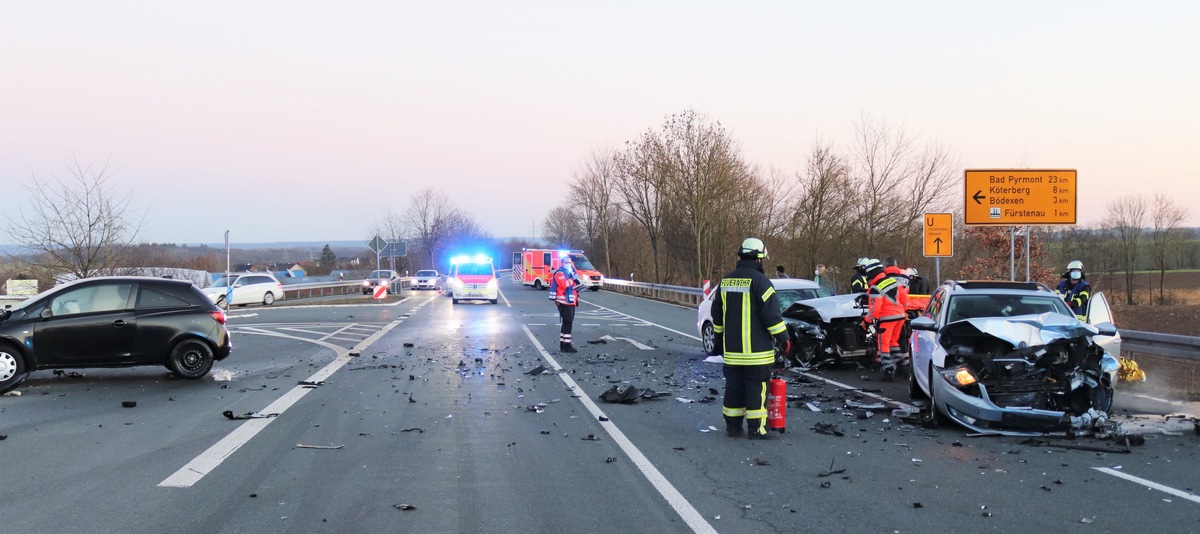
[780, 294, 875, 368]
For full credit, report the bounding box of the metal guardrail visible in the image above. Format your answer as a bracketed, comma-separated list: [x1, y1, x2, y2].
[601, 278, 705, 307]
[1121, 330, 1200, 361]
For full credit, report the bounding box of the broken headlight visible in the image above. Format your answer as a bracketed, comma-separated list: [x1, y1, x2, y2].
[940, 366, 978, 388]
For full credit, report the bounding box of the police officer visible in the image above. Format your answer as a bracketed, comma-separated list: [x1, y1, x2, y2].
[549, 255, 579, 352]
[850, 258, 870, 293]
[1055, 260, 1090, 319]
[713, 238, 789, 440]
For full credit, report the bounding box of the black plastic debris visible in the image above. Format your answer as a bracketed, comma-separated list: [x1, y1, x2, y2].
[753, 458, 771, 466]
[812, 423, 844, 437]
[394, 504, 416, 511]
[400, 428, 425, 433]
[605, 457, 616, 463]
[249, 493, 257, 498]
[526, 365, 549, 376]
[223, 410, 279, 420]
[819, 481, 831, 489]
[708, 388, 719, 395]
[403, 343, 415, 348]
[582, 434, 601, 441]
[540, 430, 550, 435]
[598, 385, 671, 404]
[408, 393, 416, 403]
[0, 435, 7, 441]
[474, 357, 483, 364]
[587, 339, 607, 345]
[349, 352, 360, 357]
[299, 380, 324, 387]
[53, 370, 86, 378]
[818, 468, 846, 477]
[598, 416, 609, 422]
[121, 401, 137, 408]
[913, 502, 924, 509]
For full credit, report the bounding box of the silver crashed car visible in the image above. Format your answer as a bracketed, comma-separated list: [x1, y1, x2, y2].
[909, 280, 1121, 435]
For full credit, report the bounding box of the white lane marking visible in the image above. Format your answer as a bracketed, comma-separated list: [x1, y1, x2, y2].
[158, 317, 406, 488]
[1094, 467, 1200, 504]
[585, 299, 918, 411]
[499, 287, 512, 308]
[319, 323, 359, 341]
[225, 313, 259, 319]
[600, 335, 654, 350]
[248, 296, 414, 310]
[520, 325, 717, 534]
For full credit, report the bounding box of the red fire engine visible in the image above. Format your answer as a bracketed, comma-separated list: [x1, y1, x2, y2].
[515, 249, 604, 291]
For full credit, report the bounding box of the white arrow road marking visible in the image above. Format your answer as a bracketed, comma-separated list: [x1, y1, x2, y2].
[599, 334, 653, 350]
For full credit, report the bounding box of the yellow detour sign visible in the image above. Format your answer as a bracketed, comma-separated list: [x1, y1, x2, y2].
[964, 169, 1077, 225]
[923, 213, 953, 257]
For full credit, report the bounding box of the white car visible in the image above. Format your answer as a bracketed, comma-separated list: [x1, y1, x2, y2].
[412, 270, 439, 290]
[696, 278, 832, 355]
[202, 272, 284, 310]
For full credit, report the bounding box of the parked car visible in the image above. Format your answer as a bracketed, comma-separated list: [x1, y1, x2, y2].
[446, 255, 498, 304]
[361, 270, 400, 295]
[0, 276, 233, 394]
[412, 270, 439, 290]
[697, 278, 831, 356]
[201, 272, 284, 309]
[908, 280, 1121, 435]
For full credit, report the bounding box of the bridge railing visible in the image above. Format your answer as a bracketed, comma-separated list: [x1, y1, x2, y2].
[601, 278, 706, 307]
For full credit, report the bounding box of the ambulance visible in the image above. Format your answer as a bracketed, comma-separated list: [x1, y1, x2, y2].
[516, 249, 604, 291]
[446, 255, 499, 304]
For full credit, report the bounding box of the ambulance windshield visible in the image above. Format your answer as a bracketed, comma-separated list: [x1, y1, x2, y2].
[569, 254, 595, 271]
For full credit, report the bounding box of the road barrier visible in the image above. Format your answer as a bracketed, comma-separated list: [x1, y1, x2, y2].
[1120, 330, 1200, 398]
[601, 278, 705, 307]
[281, 278, 412, 299]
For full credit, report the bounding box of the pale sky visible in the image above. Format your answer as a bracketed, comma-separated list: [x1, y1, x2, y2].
[3, 1, 1198, 245]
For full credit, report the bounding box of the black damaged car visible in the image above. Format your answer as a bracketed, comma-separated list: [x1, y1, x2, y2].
[0, 276, 232, 394]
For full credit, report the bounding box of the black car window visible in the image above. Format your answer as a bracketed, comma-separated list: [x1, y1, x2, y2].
[51, 283, 132, 316]
[137, 286, 191, 309]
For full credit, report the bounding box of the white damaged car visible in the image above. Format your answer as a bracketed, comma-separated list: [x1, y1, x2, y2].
[909, 280, 1121, 435]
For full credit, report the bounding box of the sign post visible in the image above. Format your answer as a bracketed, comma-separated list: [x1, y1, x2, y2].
[367, 235, 386, 292]
[922, 213, 953, 285]
[964, 169, 1078, 281]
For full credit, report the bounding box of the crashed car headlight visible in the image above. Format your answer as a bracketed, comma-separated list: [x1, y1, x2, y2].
[940, 366, 978, 388]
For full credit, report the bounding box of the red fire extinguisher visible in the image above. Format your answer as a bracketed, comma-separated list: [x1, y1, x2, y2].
[767, 375, 787, 433]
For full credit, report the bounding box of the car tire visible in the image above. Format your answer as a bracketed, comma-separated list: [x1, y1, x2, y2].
[533, 279, 543, 290]
[701, 322, 718, 356]
[263, 292, 276, 306]
[169, 339, 215, 379]
[452, 298, 459, 305]
[0, 343, 30, 394]
[589, 287, 601, 291]
[216, 296, 229, 310]
[928, 363, 951, 425]
[909, 363, 928, 400]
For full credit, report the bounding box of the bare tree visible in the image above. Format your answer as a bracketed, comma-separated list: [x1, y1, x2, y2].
[577, 149, 620, 274]
[791, 139, 854, 276]
[4, 157, 144, 279]
[1103, 195, 1148, 305]
[1149, 193, 1189, 304]
[541, 205, 584, 247]
[847, 114, 914, 252]
[614, 128, 669, 283]
[403, 188, 458, 269]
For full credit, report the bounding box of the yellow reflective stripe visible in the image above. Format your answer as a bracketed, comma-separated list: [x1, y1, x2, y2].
[722, 351, 775, 366]
[722, 406, 746, 417]
[741, 292, 750, 354]
[713, 324, 724, 334]
[762, 286, 775, 302]
[767, 321, 786, 335]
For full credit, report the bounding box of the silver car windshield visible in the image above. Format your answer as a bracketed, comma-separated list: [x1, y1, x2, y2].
[945, 294, 1073, 323]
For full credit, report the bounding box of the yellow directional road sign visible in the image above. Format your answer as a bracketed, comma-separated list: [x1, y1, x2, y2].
[964, 169, 1077, 225]
[923, 213, 953, 257]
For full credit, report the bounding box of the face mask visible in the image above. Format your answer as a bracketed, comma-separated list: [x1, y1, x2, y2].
[815, 270, 820, 277]
[1070, 271, 1081, 280]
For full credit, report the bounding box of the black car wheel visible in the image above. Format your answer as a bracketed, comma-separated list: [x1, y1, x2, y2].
[263, 292, 275, 306]
[533, 279, 543, 290]
[170, 339, 215, 379]
[701, 322, 718, 356]
[0, 343, 30, 394]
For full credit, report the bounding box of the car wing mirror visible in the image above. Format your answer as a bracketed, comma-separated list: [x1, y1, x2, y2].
[41, 307, 53, 319]
[1093, 321, 1118, 337]
[910, 316, 937, 332]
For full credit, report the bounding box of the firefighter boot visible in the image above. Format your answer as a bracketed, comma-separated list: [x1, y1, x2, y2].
[562, 343, 577, 353]
[880, 352, 897, 382]
[747, 419, 776, 440]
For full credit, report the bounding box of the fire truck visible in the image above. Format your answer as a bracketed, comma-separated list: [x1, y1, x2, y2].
[516, 249, 604, 291]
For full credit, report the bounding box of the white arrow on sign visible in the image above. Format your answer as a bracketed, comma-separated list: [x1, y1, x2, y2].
[600, 335, 653, 350]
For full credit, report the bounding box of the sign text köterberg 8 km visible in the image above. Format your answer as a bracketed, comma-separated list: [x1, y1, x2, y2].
[964, 169, 1077, 225]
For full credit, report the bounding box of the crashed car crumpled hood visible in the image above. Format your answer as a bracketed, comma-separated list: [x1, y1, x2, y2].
[783, 293, 862, 322]
[940, 312, 1101, 348]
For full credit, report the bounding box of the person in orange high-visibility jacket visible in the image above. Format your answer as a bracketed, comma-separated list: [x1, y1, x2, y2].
[883, 258, 912, 368]
[865, 260, 906, 378]
[548, 255, 579, 353]
[712, 238, 790, 440]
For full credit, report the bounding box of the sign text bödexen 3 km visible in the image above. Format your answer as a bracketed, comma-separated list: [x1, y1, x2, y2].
[964, 169, 1077, 225]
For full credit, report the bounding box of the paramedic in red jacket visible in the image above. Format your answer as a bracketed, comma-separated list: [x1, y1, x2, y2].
[549, 255, 579, 353]
[865, 260, 906, 378]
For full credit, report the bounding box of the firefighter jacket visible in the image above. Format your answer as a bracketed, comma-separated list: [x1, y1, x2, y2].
[711, 259, 788, 366]
[850, 271, 869, 293]
[550, 265, 578, 306]
[867, 272, 906, 323]
[1055, 277, 1090, 318]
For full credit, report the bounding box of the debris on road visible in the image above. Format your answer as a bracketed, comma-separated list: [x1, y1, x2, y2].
[298, 380, 324, 387]
[223, 410, 279, 420]
[295, 444, 344, 450]
[403, 343, 415, 348]
[844, 400, 886, 410]
[812, 423, 844, 437]
[394, 504, 416, 511]
[582, 434, 601, 441]
[121, 401, 137, 408]
[52, 370, 86, 378]
[212, 369, 234, 381]
[587, 339, 607, 345]
[526, 365, 550, 376]
[2, 391, 20, 397]
[399, 428, 425, 433]
[598, 385, 671, 404]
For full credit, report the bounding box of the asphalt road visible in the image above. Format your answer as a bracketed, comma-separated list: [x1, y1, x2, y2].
[2, 278, 1199, 533]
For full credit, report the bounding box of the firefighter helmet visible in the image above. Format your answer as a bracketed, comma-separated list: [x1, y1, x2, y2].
[739, 238, 768, 259]
[856, 257, 870, 268]
[1067, 260, 1084, 271]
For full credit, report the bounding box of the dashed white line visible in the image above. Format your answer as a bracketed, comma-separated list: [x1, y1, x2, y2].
[520, 325, 717, 534]
[1093, 467, 1200, 504]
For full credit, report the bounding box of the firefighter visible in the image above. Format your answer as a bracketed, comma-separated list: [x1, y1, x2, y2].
[712, 238, 790, 440]
[1055, 260, 1090, 319]
[549, 255, 579, 352]
[906, 267, 928, 295]
[849, 258, 870, 293]
[865, 260, 907, 379]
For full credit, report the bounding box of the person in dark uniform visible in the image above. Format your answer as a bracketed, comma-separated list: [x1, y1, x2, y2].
[713, 238, 790, 440]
